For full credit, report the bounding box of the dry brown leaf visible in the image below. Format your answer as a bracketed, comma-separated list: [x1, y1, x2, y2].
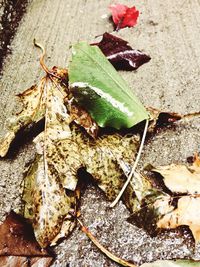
[0, 211, 53, 266]
[153, 163, 200, 194]
[0, 67, 68, 157]
[147, 107, 182, 133]
[148, 154, 200, 242]
[157, 196, 200, 242]
[20, 70, 80, 247]
[68, 103, 99, 138]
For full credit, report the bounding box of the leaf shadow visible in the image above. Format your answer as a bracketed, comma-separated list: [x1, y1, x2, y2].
[4, 119, 45, 159]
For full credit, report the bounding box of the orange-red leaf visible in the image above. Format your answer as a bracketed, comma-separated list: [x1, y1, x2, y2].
[109, 4, 139, 31]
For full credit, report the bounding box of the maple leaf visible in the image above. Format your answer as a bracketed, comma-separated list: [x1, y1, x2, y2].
[0, 64, 141, 247]
[92, 32, 151, 71]
[0, 211, 53, 267]
[0, 75, 182, 247]
[109, 4, 139, 31]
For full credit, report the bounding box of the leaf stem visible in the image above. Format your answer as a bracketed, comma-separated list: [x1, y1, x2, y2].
[182, 111, 200, 120]
[110, 119, 149, 208]
[77, 218, 137, 267]
[33, 39, 61, 80]
[33, 39, 51, 75]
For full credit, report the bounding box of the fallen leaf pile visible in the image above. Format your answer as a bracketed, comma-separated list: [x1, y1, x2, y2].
[0, 2, 200, 267]
[0, 43, 182, 249]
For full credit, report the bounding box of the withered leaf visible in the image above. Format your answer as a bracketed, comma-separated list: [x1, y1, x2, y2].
[151, 155, 200, 242]
[93, 32, 151, 71]
[0, 67, 68, 157]
[147, 107, 182, 134]
[0, 63, 142, 247]
[20, 70, 81, 248]
[7, 66, 140, 247]
[0, 211, 53, 267]
[157, 196, 200, 243]
[126, 154, 200, 242]
[68, 102, 99, 138]
[152, 155, 200, 194]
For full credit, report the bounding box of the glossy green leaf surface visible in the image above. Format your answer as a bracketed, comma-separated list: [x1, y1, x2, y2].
[69, 42, 148, 129]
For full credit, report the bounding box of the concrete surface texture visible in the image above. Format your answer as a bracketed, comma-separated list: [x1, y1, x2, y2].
[0, 0, 200, 266]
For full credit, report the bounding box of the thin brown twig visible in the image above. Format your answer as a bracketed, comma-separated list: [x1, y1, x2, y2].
[182, 111, 200, 120]
[77, 218, 137, 267]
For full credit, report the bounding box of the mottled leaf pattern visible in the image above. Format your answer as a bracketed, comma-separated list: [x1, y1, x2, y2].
[21, 72, 79, 247]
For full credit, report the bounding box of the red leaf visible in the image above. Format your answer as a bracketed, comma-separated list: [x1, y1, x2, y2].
[92, 33, 151, 70]
[109, 4, 139, 30]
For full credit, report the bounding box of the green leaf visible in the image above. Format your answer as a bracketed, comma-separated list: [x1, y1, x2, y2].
[141, 260, 200, 267]
[68, 42, 148, 130]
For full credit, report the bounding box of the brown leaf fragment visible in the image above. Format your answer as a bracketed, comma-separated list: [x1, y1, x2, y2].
[139, 155, 200, 242]
[152, 156, 200, 195]
[0, 211, 49, 256]
[157, 196, 200, 243]
[147, 107, 182, 134]
[0, 211, 53, 266]
[68, 103, 99, 138]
